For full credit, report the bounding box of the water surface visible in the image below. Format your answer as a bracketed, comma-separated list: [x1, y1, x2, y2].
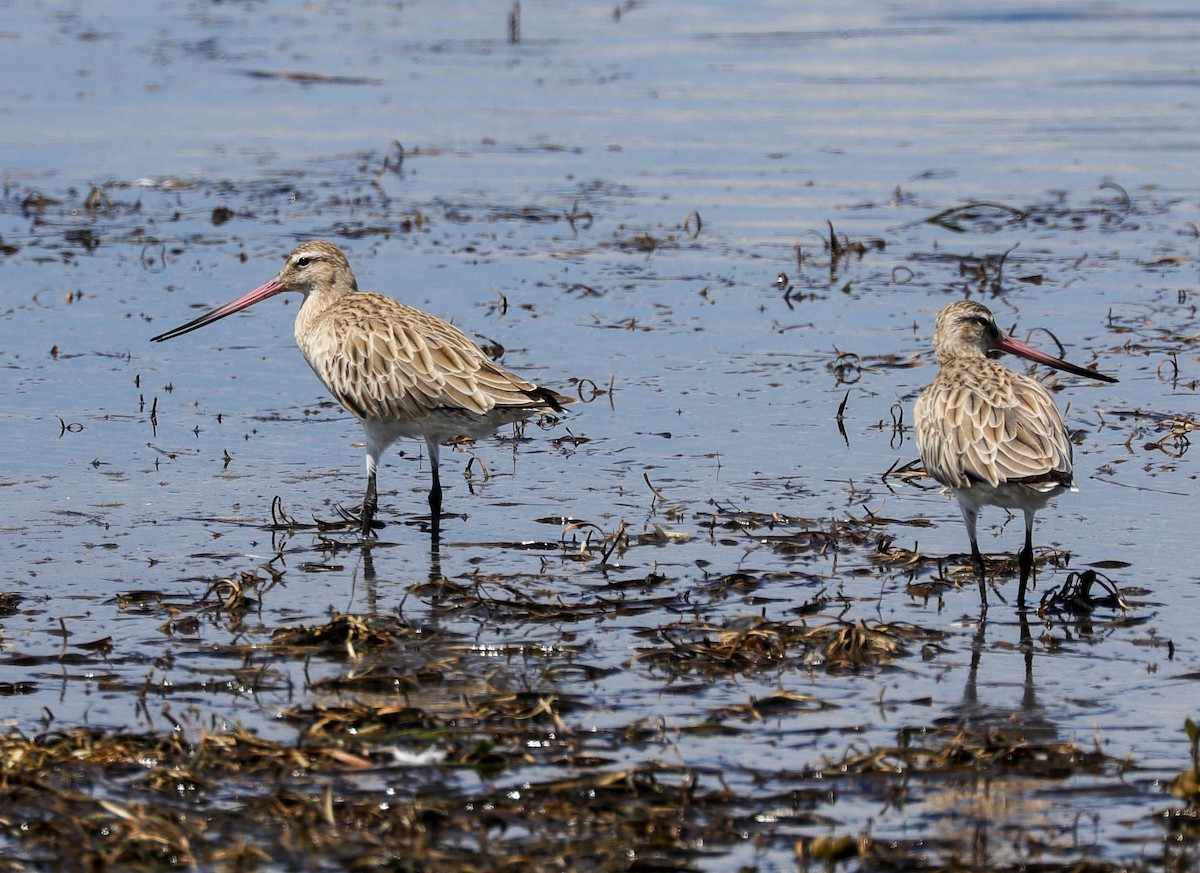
[2, 1, 1199, 869]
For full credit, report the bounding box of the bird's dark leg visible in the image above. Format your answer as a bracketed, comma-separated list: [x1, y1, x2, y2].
[428, 465, 442, 524]
[970, 542, 988, 608]
[1017, 509, 1035, 608]
[360, 466, 378, 538]
[960, 504, 988, 612]
[426, 439, 442, 540]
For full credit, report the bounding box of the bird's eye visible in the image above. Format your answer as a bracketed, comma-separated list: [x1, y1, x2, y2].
[296, 256, 311, 268]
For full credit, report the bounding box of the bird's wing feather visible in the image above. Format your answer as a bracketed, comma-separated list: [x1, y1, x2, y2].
[299, 294, 555, 422]
[915, 360, 1073, 490]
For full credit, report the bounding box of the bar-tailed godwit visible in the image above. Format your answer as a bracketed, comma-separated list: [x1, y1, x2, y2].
[913, 300, 1117, 609]
[152, 241, 574, 537]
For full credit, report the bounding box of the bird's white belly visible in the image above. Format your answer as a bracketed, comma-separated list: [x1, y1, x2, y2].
[953, 478, 1076, 514]
[360, 406, 538, 453]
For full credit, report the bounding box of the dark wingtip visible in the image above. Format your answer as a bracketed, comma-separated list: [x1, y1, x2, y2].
[526, 385, 574, 413]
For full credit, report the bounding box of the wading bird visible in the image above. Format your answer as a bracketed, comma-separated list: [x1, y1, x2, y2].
[151, 241, 574, 538]
[913, 300, 1117, 609]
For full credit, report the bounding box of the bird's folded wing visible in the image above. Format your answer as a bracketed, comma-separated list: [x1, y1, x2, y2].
[915, 366, 1073, 489]
[302, 299, 549, 421]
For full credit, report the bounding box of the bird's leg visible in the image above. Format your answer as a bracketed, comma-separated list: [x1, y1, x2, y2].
[1017, 509, 1035, 608]
[360, 460, 379, 538]
[426, 439, 442, 540]
[428, 462, 442, 517]
[960, 504, 988, 611]
[970, 543, 988, 606]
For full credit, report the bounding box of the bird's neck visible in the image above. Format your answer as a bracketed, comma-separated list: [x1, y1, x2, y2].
[295, 286, 352, 336]
[938, 347, 990, 366]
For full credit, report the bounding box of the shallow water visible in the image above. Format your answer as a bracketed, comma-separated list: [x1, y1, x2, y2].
[2, 0, 1200, 869]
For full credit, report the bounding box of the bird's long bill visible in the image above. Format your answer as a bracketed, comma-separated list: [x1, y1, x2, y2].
[998, 333, 1118, 384]
[150, 277, 285, 342]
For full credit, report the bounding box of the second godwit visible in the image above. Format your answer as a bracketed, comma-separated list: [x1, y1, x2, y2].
[913, 300, 1117, 609]
[151, 241, 574, 537]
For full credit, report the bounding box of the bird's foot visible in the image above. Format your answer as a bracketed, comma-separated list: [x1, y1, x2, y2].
[315, 504, 384, 536]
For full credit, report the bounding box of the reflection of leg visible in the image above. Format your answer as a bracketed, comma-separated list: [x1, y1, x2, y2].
[963, 622, 985, 710]
[961, 505, 987, 610]
[1018, 609, 1035, 711]
[362, 542, 378, 614]
[1017, 509, 1035, 607]
[428, 536, 443, 585]
[361, 453, 379, 538]
[426, 439, 442, 539]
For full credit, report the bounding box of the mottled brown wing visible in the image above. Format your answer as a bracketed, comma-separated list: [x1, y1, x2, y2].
[915, 360, 1073, 490]
[299, 294, 560, 422]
